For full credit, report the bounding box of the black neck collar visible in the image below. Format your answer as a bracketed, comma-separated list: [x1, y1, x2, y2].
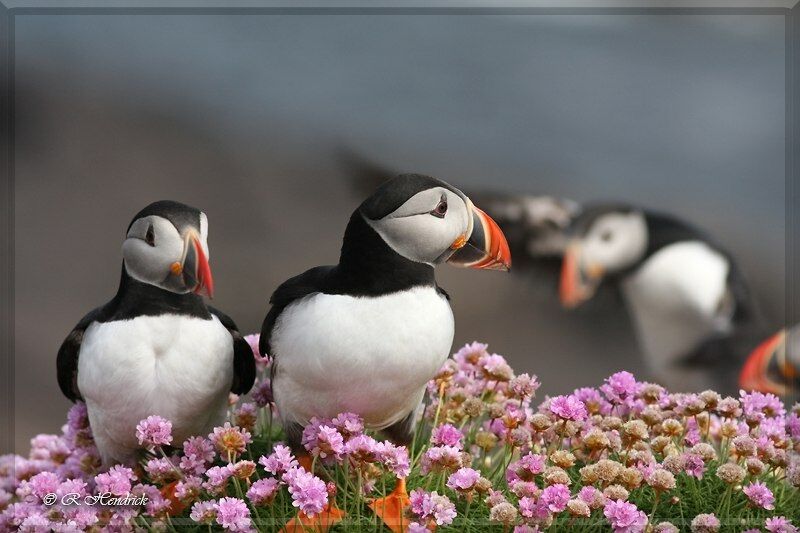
[103, 266, 211, 321]
[329, 211, 436, 296]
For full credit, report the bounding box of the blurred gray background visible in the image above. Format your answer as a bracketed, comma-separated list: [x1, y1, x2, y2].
[10, 12, 786, 453]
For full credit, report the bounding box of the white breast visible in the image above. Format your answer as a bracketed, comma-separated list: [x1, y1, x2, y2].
[621, 241, 731, 388]
[271, 286, 454, 430]
[78, 314, 233, 465]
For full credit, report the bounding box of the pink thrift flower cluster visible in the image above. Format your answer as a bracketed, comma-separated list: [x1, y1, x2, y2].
[1, 338, 797, 531]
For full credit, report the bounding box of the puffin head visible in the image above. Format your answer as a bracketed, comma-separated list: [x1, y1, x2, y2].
[359, 174, 511, 271]
[482, 194, 580, 258]
[559, 205, 647, 308]
[122, 200, 214, 297]
[739, 327, 799, 397]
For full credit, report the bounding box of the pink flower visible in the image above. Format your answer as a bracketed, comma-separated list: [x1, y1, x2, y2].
[145, 457, 178, 483]
[302, 419, 345, 460]
[446, 467, 480, 492]
[578, 486, 605, 508]
[601, 371, 640, 405]
[509, 373, 540, 399]
[740, 390, 785, 423]
[216, 497, 252, 531]
[247, 478, 280, 506]
[574, 387, 613, 415]
[204, 464, 234, 494]
[180, 436, 216, 475]
[604, 499, 647, 533]
[765, 516, 798, 533]
[251, 379, 273, 407]
[787, 413, 800, 440]
[94, 465, 136, 496]
[133, 483, 171, 517]
[259, 444, 298, 476]
[331, 412, 365, 439]
[507, 452, 546, 482]
[209, 423, 252, 458]
[56, 478, 87, 500]
[29, 435, 70, 463]
[420, 445, 462, 474]
[480, 353, 513, 381]
[283, 467, 328, 517]
[375, 441, 411, 478]
[190, 500, 218, 524]
[510, 480, 539, 498]
[453, 342, 489, 370]
[234, 403, 259, 432]
[174, 476, 202, 502]
[23, 472, 59, 501]
[743, 481, 775, 510]
[344, 434, 379, 463]
[541, 483, 570, 513]
[431, 424, 464, 448]
[549, 395, 588, 421]
[682, 453, 705, 479]
[518, 496, 549, 520]
[690, 513, 721, 532]
[135, 415, 173, 447]
[409, 489, 457, 526]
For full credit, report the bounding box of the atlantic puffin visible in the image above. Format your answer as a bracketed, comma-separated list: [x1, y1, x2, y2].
[260, 174, 511, 529]
[558, 204, 762, 394]
[739, 324, 799, 398]
[56, 200, 256, 466]
[338, 150, 572, 286]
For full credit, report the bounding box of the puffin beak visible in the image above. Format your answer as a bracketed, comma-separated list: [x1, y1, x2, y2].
[177, 231, 215, 298]
[447, 203, 512, 271]
[739, 330, 791, 396]
[559, 242, 602, 308]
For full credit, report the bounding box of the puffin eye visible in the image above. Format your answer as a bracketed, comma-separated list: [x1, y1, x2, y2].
[600, 229, 613, 242]
[431, 198, 448, 219]
[145, 224, 155, 246]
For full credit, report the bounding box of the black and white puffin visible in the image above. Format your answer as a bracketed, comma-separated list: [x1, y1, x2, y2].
[56, 200, 256, 466]
[260, 174, 511, 528]
[739, 324, 799, 399]
[558, 204, 762, 394]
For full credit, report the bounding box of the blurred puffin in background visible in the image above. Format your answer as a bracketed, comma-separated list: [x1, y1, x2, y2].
[559, 204, 764, 394]
[57, 200, 256, 467]
[261, 174, 511, 530]
[739, 324, 799, 399]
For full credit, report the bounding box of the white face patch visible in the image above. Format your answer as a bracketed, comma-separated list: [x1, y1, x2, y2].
[581, 211, 648, 274]
[199, 212, 210, 260]
[122, 215, 187, 289]
[366, 187, 471, 265]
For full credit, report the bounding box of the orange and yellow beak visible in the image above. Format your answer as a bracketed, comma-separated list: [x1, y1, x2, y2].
[739, 330, 795, 396]
[559, 242, 603, 308]
[447, 205, 512, 271]
[173, 231, 214, 298]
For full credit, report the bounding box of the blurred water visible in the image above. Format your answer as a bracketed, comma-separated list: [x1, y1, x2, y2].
[10, 13, 786, 452]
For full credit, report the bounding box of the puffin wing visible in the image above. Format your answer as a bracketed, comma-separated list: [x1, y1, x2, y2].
[208, 306, 256, 395]
[259, 266, 334, 368]
[57, 308, 104, 402]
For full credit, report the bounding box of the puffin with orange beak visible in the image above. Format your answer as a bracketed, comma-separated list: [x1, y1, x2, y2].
[558, 204, 761, 394]
[56, 200, 255, 466]
[739, 324, 799, 399]
[260, 174, 510, 530]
